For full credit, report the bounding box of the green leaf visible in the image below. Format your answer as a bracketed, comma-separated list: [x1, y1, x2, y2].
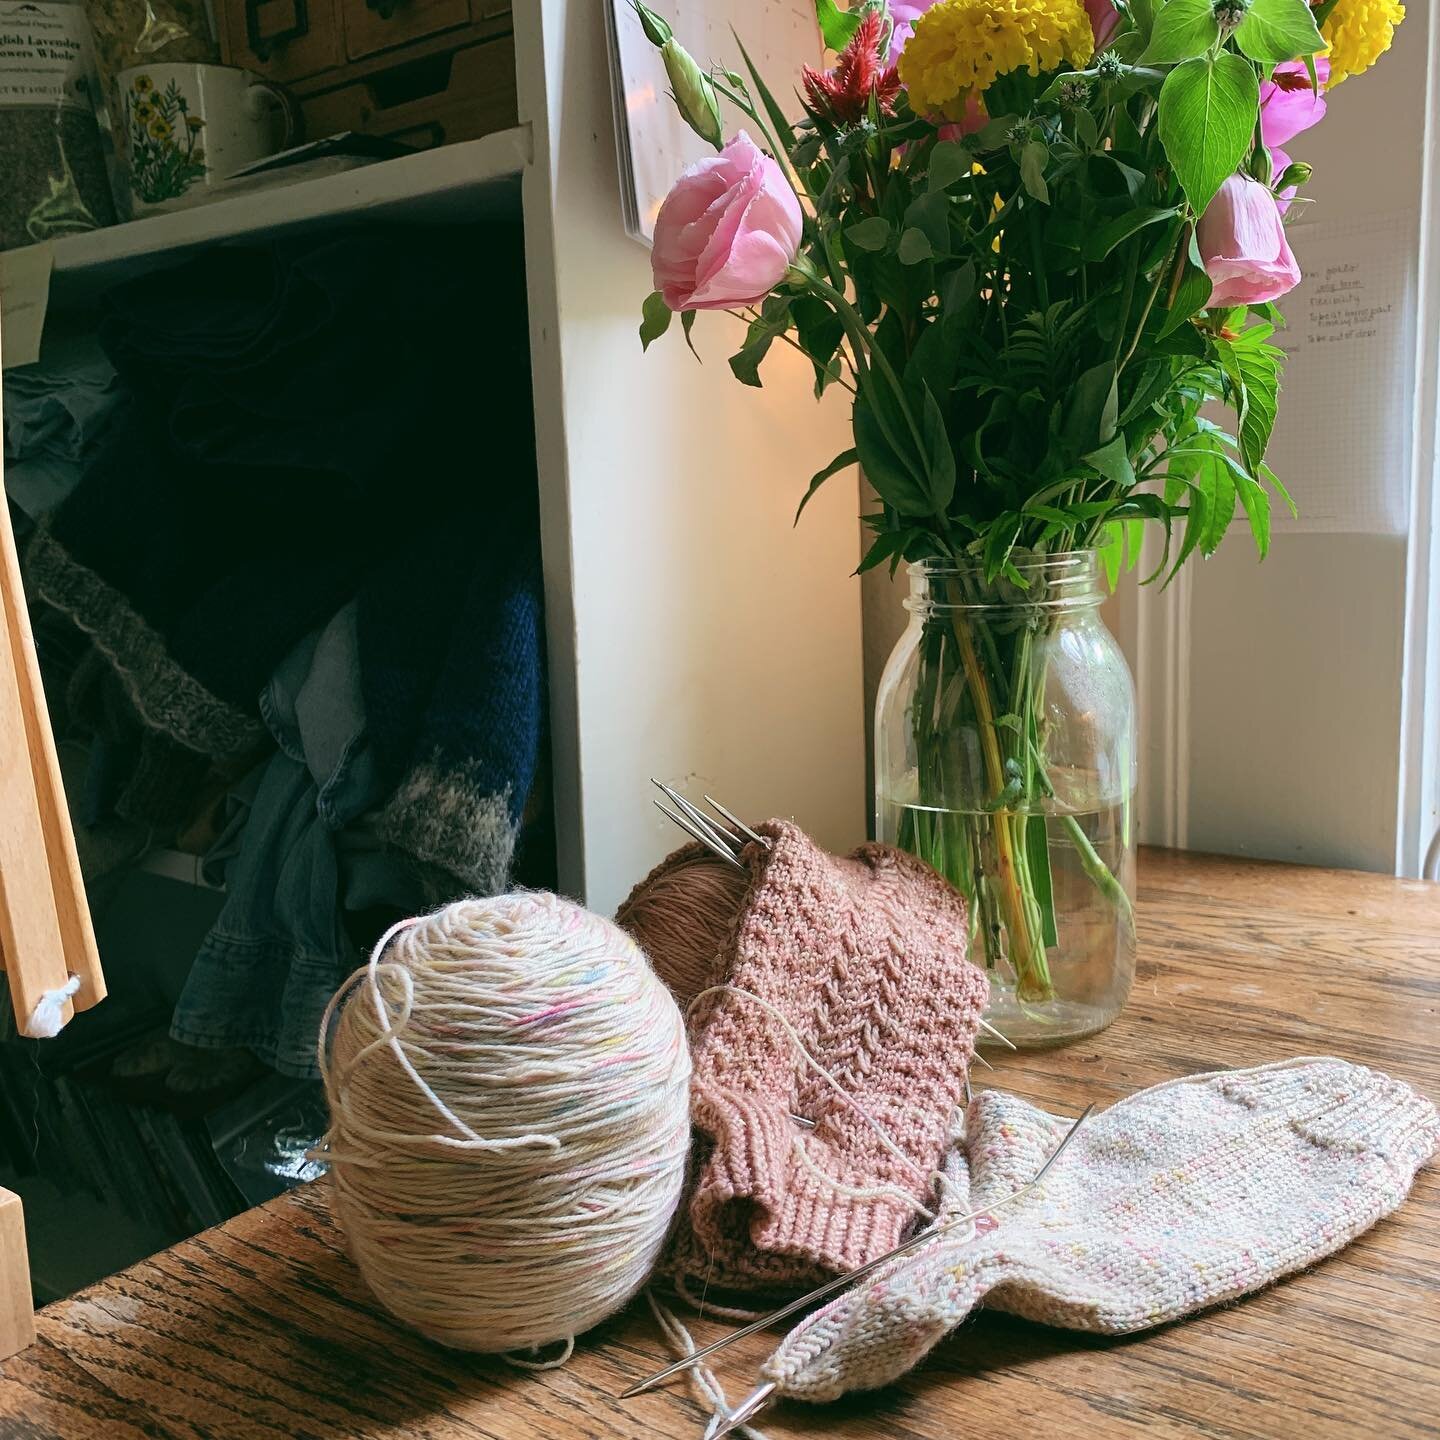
[1064, 361, 1120, 451]
[897, 226, 934, 264]
[795, 447, 858, 524]
[1232, 465, 1272, 557]
[791, 294, 846, 392]
[1159, 243, 1214, 335]
[1215, 327, 1285, 472]
[1020, 141, 1049, 203]
[857, 525, 927, 575]
[1139, 0, 1220, 63]
[727, 297, 790, 386]
[1082, 205, 1180, 262]
[853, 394, 930, 515]
[905, 190, 952, 253]
[1026, 812, 1059, 948]
[638, 290, 672, 351]
[731, 31, 796, 149]
[927, 139, 972, 192]
[680, 308, 701, 360]
[1083, 433, 1136, 488]
[814, 0, 861, 51]
[846, 215, 892, 252]
[1233, 0, 1325, 62]
[1158, 53, 1260, 216]
[1259, 460, 1298, 517]
[920, 382, 956, 512]
[1098, 519, 1125, 591]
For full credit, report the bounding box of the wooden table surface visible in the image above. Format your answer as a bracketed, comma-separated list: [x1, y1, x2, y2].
[5, 849, 1438, 1440]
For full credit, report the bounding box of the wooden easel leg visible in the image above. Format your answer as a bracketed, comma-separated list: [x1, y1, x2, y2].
[0, 1187, 35, 1360]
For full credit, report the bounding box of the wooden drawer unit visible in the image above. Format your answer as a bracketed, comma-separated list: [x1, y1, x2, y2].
[220, 0, 513, 80]
[299, 33, 516, 150]
[342, 0, 469, 61]
[221, 0, 344, 84]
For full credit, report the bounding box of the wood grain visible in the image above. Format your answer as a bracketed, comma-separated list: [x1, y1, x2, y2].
[9, 849, 1439, 1439]
[0, 480, 105, 1019]
[0, 500, 70, 1028]
[0, 1189, 34, 1363]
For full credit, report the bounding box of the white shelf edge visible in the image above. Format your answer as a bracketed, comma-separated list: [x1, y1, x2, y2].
[12, 125, 533, 301]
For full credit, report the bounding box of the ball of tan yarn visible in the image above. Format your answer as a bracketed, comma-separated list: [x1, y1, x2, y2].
[320, 893, 692, 1355]
[617, 851, 751, 1006]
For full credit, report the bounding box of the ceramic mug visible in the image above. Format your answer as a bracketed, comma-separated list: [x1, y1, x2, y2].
[116, 63, 300, 215]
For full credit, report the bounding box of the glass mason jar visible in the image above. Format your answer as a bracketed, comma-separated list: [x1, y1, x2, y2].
[874, 552, 1137, 1048]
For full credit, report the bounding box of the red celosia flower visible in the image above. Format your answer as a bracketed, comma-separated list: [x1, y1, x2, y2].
[802, 11, 901, 124]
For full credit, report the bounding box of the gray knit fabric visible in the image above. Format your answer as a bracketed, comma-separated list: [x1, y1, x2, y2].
[763, 1059, 1438, 1403]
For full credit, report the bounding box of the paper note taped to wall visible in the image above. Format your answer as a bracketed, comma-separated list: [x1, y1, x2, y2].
[1265, 210, 1417, 536]
[0, 244, 54, 370]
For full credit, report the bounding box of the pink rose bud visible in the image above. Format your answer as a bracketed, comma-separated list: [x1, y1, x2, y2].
[1084, 0, 1122, 51]
[651, 131, 804, 312]
[1196, 173, 1302, 309]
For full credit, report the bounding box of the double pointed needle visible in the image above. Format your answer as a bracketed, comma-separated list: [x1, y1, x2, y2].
[619, 1102, 1094, 1401]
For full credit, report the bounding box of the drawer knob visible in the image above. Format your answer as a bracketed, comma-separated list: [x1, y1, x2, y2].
[246, 0, 310, 61]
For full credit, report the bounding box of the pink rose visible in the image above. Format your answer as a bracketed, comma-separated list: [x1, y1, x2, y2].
[1084, 0, 1122, 51]
[1197, 174, 1302, 308]
[1260, 57, 1328, 148]
[651, 131, 803, 312]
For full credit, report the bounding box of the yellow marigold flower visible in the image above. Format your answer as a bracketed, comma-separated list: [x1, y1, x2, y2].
[134, 99, 156, 123]
[148, 116, 173, 141]
[900, 0, 1093, 120]
[1322, 0, 1405, 86]
[132, 74, 154, 94]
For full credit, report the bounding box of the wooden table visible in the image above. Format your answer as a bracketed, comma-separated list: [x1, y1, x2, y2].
[4, 850, 1437, 1439]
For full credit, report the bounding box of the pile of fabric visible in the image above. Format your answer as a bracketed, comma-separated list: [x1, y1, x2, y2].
[8, 224, 547, 1077]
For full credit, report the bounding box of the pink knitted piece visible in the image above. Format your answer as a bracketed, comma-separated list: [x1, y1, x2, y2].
[655, 819, 987, 1296]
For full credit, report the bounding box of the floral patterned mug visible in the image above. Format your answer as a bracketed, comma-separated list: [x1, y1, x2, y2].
[116, 63, 300, 216]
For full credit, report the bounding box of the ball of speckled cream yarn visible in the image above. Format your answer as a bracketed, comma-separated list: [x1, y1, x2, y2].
[617, 851, 751, 1007]
[320, 892, 692, 1355]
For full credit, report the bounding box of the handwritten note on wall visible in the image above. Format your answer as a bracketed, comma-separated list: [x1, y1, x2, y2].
[1265, 210, 1418, 535]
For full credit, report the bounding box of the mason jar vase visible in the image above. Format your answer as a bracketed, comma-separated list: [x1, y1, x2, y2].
[874, 552, 1137, 1048]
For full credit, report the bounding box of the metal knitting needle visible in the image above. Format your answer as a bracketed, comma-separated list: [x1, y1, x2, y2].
[978, 1018, 1018, 1050]
[653, 800, 746, 872]
[620, 1103, 1094, 1400]
[652, 781, 746, 859]
[702, 794, 770, 848]
[705, 1102, 1096, 1437]
[712, 1381, 776, 1436]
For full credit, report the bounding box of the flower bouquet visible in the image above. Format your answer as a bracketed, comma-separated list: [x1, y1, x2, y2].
[632, 0, 1403, 1036]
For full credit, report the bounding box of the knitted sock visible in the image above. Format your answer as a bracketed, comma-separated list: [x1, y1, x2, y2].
[764, 1058, 1439, 1402]
[663, 819, 987, 1297]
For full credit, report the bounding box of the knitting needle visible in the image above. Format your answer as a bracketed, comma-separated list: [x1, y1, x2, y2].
[620, 1102, 1094, 1399]
[705, 1102, 1097, 1437]
[652, 781, 746, 859]
[702, 795, 770, 849]
[978, 1018, 1017, 1050]
[653, 800, 746, 872]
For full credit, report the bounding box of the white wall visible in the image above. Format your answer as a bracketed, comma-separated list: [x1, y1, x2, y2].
[1174, 23, 1429, 872]
[518, 1, 866, 913]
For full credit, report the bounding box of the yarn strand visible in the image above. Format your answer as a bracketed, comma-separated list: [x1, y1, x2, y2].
[317, 895, 692, 1356]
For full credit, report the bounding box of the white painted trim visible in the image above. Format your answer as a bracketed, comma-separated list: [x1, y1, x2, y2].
[1116, 538, 1191, 852]
[1142, 563, 1191, 851]
[1396, 7, 1440, 879]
